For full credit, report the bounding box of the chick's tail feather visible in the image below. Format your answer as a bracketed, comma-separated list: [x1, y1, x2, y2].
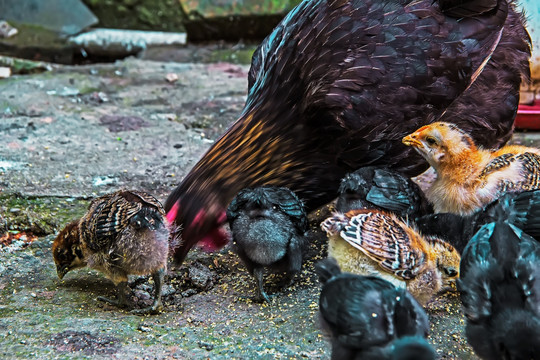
[469, 190, 540, 240]
[315, 258, 342, 284]
[506, 190, 540, 239]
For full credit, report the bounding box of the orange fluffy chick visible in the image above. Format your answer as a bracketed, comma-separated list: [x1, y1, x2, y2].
[403, 122, 540, 215]
[52, 190, 169, 315]
[321, 209, 460, 305]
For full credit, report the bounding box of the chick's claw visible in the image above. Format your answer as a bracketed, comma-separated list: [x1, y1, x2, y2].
[97, 281, 132, 309]
[131, 268, 165, 315]
[254, 291, 273, 304]
[130, 302, 163, 315]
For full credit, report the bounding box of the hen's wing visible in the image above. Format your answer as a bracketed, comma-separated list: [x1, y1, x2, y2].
[245, 0, 510, 175]
[340, 211, 426, 279]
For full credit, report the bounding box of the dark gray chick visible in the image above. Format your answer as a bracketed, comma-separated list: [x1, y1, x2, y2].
[227, 186, 308, 302]
[458, 221, 540, 359]
[416, 189, 540, 253]
[336, 166, 432, 220]
[316, 258, 436, 360]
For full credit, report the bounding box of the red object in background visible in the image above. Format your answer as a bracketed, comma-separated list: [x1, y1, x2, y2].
[515, 102, 540, 129]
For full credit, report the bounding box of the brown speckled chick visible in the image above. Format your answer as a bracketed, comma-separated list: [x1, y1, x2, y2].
[403, 122, 540, 215]
[321, 209, 460, 305]
[52, 190, 169, 315]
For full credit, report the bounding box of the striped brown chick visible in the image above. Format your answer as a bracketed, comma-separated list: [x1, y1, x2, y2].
[321, 209, 460, 305]
[52, 190, 169, 315]
[403, 122, 540, 215]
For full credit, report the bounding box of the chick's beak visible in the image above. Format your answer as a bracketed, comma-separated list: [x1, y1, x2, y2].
[440, 279, 458, 294]
[402, 133, 422, 147]
[56, 265, 69, 279]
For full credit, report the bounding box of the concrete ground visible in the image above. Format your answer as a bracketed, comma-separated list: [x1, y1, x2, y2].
[2, 54, 539, 359]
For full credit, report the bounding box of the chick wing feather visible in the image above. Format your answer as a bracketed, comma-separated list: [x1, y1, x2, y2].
[340, 212, 425, 279]
[416, 189, 540, 253]
[479, 152, 540, 193]
[81, 190, 164, 252]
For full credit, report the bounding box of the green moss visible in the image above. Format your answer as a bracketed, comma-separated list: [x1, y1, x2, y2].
[0, 195, 89, 235]
[180, 0, 302, 17]
[0, 23, 66, 48]
[207, 48, 257, 65]
[0, 56, 52, 75]
[82, 0, 186, 32]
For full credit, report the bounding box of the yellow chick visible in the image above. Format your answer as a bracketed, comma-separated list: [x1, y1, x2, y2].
[321, 209, 460, 305]
[403, 122, 540, 215]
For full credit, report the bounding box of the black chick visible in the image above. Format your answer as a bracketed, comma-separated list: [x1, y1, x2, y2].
[458, 221, 540, 359]
[52, 190, 169, 315]
[316, 258, 436, 360]
[336, 166, 432, 219]
[415, 189, 540, 253]
[226, 186, 308, 302]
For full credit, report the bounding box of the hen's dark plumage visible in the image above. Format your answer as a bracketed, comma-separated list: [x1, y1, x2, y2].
[226, 186, 308, 302]
[165, 0, 531, 265]
[316, 258, 435, 360]
[415, 189, 540, 253]
[458, 221, 540, 359]
[336, 166, 432, 219]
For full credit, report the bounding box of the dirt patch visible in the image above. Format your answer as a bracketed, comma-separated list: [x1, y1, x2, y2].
[0, 231, 37, 249]
[47, 330, 120, 356]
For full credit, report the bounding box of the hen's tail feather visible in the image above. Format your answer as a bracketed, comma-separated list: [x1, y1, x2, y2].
[315, 258, 342, 284]
[438, 0, 499, 17]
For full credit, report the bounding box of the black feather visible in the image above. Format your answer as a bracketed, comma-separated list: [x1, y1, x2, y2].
[315, 256, 342, 284]
[416, 190, 540, 253]
[130, 207, 165, 231]
[336, 166, 432, 219]
[438, 0, 499, 17]
[316, 258, 433, 360]
[458, 221, 540, 359]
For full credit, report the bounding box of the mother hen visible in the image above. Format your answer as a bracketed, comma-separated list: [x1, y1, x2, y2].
[166, 0, 531, 264]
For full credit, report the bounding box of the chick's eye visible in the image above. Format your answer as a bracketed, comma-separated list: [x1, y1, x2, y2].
[426, 136, 437, 146]
[444, 267, 458, 277]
